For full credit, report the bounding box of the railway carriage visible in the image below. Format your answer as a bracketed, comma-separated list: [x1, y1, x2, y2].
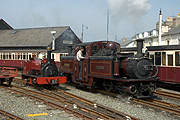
[60, 39, 158, 98]
[147, 45, 180, 87]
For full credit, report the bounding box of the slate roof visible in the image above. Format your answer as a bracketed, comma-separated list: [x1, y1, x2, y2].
[0, 19, 13, 30]
[0, 26, 69, 47]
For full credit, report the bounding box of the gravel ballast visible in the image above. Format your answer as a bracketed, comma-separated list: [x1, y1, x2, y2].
[0, 86, 81, 120]
[61, 84, 180, 120]
[0, 83, 180, 120]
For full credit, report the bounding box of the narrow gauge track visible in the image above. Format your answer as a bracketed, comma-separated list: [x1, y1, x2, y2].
[154, 89, 180, 100]
[43, 89, 137, 120]
[2, 85, 138, 120]
[132, 98, 180, 116]
[96, 90, 180, 116]
[13, 78, 180, 117]
[0, 109, 25, 120]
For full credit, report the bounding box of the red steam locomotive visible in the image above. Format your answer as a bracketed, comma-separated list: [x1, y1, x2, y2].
[60, 39, 158, 98]
[22, 48, 67, 86]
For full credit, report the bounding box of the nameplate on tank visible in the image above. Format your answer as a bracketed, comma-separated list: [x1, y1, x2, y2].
[64, 63, 70, 67]
[96, 66, 104, 70]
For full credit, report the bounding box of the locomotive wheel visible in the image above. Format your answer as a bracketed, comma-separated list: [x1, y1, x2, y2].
[102, 81, 113, 92]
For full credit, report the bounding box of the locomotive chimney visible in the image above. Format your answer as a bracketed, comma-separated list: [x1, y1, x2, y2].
[47, 47, 52, 62]
[136, 39, 144, 58]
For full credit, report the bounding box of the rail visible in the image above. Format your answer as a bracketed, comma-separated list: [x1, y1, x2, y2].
[154, 89, 180, 100]
[2, 85, 138, 120]
[132, 98, 180, 116]
[0, 109, 25, 120]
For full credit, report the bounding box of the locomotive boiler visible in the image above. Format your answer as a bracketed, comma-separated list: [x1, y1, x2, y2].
[60, 39, 158, 98]
[22, 48, 67, 86]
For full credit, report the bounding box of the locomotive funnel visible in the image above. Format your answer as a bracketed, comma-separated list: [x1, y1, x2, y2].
[47, 47, 52, 62]
[136, 39, 144, 58]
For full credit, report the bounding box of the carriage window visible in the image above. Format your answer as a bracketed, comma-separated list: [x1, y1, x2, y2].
[9, 54, 11, 60]
[12, 54, 15, 60]
[150, 55, 154, 65]
[5, 53, 9, 60]
[155, 52, 161, 65]
[162, 52, 166, 65]
[28, 54, 32, 60]
[175, 52, 180, 66]
[168, 55, 173, 66]
[23, 54, 26, 60]
[3, 54, 5, 60]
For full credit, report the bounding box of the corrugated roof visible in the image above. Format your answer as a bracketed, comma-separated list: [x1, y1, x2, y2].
[0, 26, 69, 47]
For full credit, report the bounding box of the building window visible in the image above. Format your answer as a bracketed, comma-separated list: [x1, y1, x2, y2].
[168, 55, 173, 66]
[162, 52, 166, 65]
[155, 52, 161, 65]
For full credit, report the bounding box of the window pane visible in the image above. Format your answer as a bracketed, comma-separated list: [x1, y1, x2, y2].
[162, 52, 166, 65]
[168, 55, 173, 66]
[155, 52, 161, 65]
[175, 52, 180, 66]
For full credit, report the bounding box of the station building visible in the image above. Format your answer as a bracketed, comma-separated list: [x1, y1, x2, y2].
[0, 19, 81, 62]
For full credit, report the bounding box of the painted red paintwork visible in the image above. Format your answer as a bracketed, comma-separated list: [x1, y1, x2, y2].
[157, 66, 180, 84]
[35, 76, 67, 84]
[0, 60, 25, 68]
[0, 67, 18, 78]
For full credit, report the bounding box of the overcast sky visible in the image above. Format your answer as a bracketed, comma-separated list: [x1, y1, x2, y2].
[0, 0, 180, 42]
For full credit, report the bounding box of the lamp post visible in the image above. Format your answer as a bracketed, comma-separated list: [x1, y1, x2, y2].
[81, 24, 88, 42]
[51, 31, 56, 50]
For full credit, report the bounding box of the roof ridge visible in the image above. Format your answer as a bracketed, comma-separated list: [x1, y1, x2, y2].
[14, 26, 70, 30]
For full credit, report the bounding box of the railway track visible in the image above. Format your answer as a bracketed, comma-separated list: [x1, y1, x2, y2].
[154, 89, 180, 100]
[13, 78, 180, 117]
[0, 109, 25, 120]
[44, 88, 138, 120]
[132, 98, 180, 116]
[2, 85, 138, 120]
[97, 89, 180, 116]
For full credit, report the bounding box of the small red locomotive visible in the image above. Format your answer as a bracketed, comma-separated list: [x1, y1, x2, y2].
[0, 67, 18, 86]
[22, 48, 67, 86]
[60, 39, 158, 98]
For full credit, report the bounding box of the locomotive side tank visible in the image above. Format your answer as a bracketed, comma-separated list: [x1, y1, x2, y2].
[22, 48, 67, 86]
[60, 39, 158, 98]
